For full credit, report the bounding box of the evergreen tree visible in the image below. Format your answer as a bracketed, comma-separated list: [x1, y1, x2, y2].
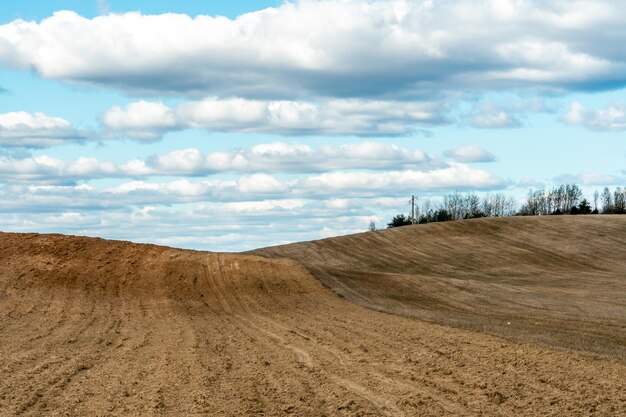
[578, 199, 592, 214]
[387, 214, 412, 228]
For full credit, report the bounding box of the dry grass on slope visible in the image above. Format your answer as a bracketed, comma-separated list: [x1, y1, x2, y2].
[252, 215, 626, 361]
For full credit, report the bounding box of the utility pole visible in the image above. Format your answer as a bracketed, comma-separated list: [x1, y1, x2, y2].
[409, 195, 417, 224]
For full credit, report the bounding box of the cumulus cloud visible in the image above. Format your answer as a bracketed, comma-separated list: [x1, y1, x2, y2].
[444, 145, 495, 163]
[294, 164, 503, 196]
[103, 101, 177, 141]
[0, 138, 503, 251]
[0, 159, 504, 251]
[0, 155, 148, 181]
[560, 101, 626, 131]
[1, 1, 625, 98]
[103, 98, 446, 139]
[0, 163, 504, 211]
[0, 111, 89, 147]
[81, 164, 506, 201]
[0, 141, 441, 181]
[150, 141, 442, 175]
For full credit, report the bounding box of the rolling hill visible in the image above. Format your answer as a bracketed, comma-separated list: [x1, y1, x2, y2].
[0, 215, 624, 416]
[253, 215, 626, 360]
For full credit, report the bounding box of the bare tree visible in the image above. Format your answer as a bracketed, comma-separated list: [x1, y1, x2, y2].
[466, 194, 482, 218]
[395, 183, 619, 227]
[521, 189, 544, 215]
[555, 185, 566, 213]
[614, 187, 625, 213]
[444, 192, 464, 221]
[601, 187, 613, 213]
[502, 195, 518, 216]
[564, 184, 582, 213]
[419, 199, 433, 223]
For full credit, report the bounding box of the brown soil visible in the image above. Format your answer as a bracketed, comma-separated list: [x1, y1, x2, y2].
[1, 216, 625, 416]
[253, 215, 626, 361]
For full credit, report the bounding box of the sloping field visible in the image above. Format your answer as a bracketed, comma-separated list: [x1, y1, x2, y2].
[0, 218, 625, 416]
[253, 215, 626, 360]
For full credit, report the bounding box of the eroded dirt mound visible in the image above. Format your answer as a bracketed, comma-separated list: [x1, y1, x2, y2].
[253, 215, 626, 360]
[1, 229, 625, 416]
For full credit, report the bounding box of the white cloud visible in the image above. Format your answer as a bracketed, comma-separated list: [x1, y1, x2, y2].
[0, 154, 505, 252]
[561, 102, 586, 125]
[1, 1, 625, 98]
[96, 164, 504, 202]
[579, 172, 623, 185]
[151, 141, 441, 174]
[0, 154, 149, 181]
[555, 171, 625, 186]
[0, 141, 441, 181]
[470, 108, 520, 129]
[103, 101, 176, 141]
[216, 200, 306, 215]
[0, 199, 385, 251]
[104, 98, 446, 139]
[560, 101, 626, 131]
[0, 163, 504, 212]
[296, 164, 503, 196]
[444, 145, 495, 163]
[0, 111, 88, 147]
[0, 161, 505, 251]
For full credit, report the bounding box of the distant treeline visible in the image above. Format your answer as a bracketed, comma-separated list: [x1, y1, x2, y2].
[385, 184, 626, 228]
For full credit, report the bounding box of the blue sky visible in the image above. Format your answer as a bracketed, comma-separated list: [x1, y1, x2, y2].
[0, 1, 281, 21]
[0, 0, 624, 251]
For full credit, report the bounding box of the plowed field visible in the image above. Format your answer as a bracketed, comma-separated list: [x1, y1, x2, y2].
[1, 216, 624, 416]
